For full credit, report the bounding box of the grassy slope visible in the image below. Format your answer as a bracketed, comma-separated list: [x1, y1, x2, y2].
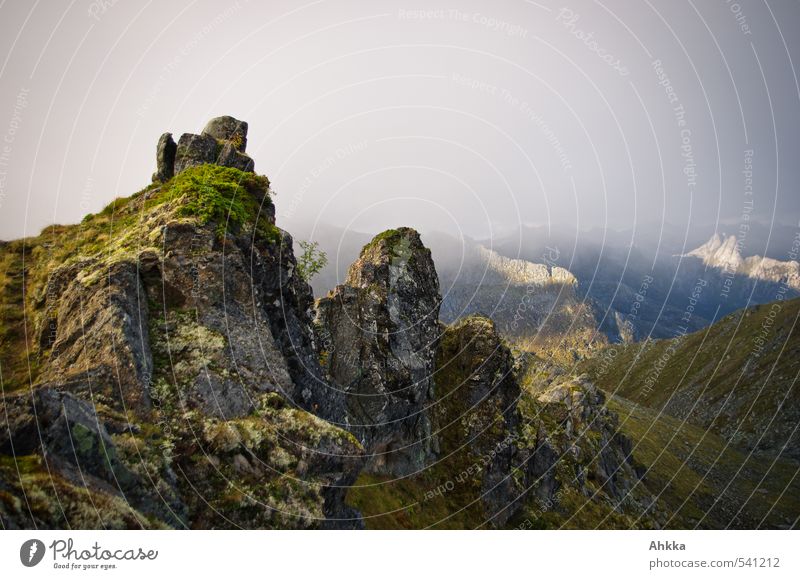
[607, 395, 799, 528]
[581, 298, 800, 457]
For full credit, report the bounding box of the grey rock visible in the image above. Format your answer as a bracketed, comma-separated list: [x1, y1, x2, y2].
[217, 141, 255, 172]
[37, 260, 153, 414]
[316, 228, 441, 475]
[152, 132, 177, 182]
[0, 387, 187, 528]
[174, 132, 217, 173]
[202, 115, 248, 151]
[160, 118, 255, 176]
[432, 315, 522, 526]
[240, 228, 344, 422]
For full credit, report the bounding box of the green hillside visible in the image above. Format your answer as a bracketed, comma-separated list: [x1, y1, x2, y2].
[607, 395, 799, 529]
[582, 298, 800, 460]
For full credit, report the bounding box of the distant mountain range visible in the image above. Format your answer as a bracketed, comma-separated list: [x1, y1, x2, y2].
[2, 117, 797, 530]
[299, 224, 800, 356]
[684, 232, 800, 291]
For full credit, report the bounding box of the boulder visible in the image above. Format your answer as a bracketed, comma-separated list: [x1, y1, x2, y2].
[202, 115, 248, 151]
[174, 133, 217, 173]
[152, 132, 176, 182]
[161, 118, 255, 176]
[218, 141, 255, 172]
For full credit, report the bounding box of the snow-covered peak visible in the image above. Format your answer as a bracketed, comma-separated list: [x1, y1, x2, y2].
[685, 233, 743, 271]
[684, 233, 800, 290]
[475, 246, 578, 285]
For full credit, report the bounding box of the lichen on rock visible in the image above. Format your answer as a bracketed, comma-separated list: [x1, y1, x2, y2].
[315, 227, 441, 476]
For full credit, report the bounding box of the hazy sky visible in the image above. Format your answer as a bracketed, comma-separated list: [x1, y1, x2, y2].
[1, 0, 799, 243]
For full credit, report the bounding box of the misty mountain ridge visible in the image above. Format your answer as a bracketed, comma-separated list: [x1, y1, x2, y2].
[683, 232, 800, 291]
[297, 220, 799, 354]
[1, 117, 797, 530]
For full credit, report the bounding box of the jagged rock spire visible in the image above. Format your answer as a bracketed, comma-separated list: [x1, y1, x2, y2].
[315, 228, 442, 476]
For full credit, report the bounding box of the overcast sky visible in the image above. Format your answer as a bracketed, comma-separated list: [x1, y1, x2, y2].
[1, 0, 799, 245]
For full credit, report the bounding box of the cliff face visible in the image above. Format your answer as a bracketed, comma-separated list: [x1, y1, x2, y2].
[0, 118, 361, 529]
[315, 228, 441, 476]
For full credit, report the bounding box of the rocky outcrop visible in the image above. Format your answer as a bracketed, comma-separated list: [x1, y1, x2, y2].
[0, 121, 362, 529]
[154, 116, 255, 181]
[153, 133, 177, 182]
[431, 315, 522, 526]
[0, 387, 186, 527]
[315, 228, 441, 476]
[0, 116, 686, 530]
[346, 313, 654, 528]
[202, 115, 248, 150]
[174, 133, 218, 174]
[432, 318, 643, 525]
[36, 259, 153, 414]
[529, 376, 644, 500]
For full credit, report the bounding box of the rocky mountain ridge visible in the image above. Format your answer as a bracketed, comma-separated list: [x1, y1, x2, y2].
[436, 239, 605, 364]
[469, 246, 576, 286]
[684, 233, 800, 290]
[1, 117, 795, 529]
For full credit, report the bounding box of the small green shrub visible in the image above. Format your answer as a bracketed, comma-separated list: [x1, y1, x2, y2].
[296, 240, 328, 282]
